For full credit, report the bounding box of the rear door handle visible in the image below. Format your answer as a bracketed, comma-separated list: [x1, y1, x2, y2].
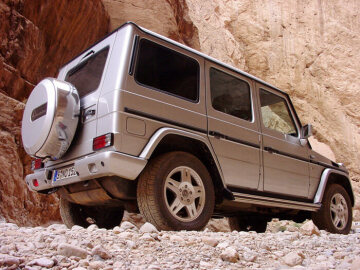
[264, 146, 279, 154]
[209, 131, 225, 139]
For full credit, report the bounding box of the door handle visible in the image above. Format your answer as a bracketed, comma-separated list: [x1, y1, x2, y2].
[209, 131, 225, 139]
[83, 109, 96, 121]
[264, 146, 279, 154]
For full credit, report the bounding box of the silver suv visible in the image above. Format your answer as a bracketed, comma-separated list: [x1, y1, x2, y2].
[22, 22, 354, 234]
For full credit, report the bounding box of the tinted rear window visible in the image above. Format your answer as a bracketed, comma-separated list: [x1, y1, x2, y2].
[210, 68, 252, 121]
[65, 47, 109, 98]
[134, 39, 199, 102]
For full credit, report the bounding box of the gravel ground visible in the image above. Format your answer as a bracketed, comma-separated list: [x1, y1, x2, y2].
[0, 220, 360, 270]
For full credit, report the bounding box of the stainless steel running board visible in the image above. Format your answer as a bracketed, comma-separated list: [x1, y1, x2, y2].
[233, 192, 321, 212]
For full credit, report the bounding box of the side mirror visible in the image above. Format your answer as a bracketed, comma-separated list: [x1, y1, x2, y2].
[302, 124, 313, 139]
[300, 124, 313, 146]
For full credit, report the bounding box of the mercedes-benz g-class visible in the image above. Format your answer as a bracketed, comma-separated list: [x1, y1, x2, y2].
[22, 22, 354, 234]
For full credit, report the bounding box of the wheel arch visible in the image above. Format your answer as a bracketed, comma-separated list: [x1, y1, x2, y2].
[139, 127, 233, 203]
[314, 168, 354, 207]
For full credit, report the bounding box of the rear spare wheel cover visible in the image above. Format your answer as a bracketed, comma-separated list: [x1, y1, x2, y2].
[22, 78, 80, 160]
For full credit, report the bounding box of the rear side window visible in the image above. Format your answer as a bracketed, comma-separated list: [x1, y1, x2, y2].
[134, 39, 199, 102]
[210, 68, 252, 121]
[65, 47, 109, 98]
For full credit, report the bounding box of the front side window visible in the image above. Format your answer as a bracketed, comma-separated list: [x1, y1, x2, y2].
[65, 47, 109, 98]
[259, 89, 298, 136]
[210, 68, 252, 121]
[134, 39, 199, 102]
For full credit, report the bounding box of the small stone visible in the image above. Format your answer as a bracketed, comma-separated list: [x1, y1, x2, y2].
[87, 224, 99, 232]
[0, 255, 20, 267]
[126, 240, 136, 249]
[148, 264, 161, 269]
[28, 258, 54, 268]
[91, 245, 111, 259]
[89, 261, 105, 270]
[79, 259, 90, 267]
[57, 243, 89, 259]
[113, 226, 121, 234]
[220, 247, 239, 263]
[217, 242, 229, 249]
[316, 255, 327, 261]
[120, 221, 137, 231]
[243, 251, 257, 262]
[274, 251, 284, 258]
[170, 235, 185, 243]
[140, 222, 159, 233]
[300, 220, 320, 236]
[73, 267, 88, 270]
[283, 251, 304, 267]
[118, 232, 132, 239]
[199, 261, 213, 269]
[351, 258, 360, 270]
[333, 251, 346, 259]
[201, 236, 219, 247]
[71, 225, 84, 231]
[139, 233, 155, 241]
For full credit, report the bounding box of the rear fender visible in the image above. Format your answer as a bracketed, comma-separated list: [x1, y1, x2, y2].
[139, 127, 226, 187]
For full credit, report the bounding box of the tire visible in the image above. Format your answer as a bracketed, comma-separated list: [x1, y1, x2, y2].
[137, 151, 215, 231]
[60, 197, 124, 229]
[228, 216, 267, 233]
[312, 184, 352, 234]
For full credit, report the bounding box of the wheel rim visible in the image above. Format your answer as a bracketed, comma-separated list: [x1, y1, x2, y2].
[164, 166, 205, 222]
[329, 193, 348, 230]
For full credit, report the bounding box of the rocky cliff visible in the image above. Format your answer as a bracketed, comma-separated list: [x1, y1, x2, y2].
[0, 0, 109, 225]
[102, 0, 360, 219]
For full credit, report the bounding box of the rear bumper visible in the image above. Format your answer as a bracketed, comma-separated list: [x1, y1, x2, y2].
[25, 151, 147, 191]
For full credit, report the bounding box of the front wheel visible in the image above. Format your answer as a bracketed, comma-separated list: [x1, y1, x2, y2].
[312, 184, 352, 234]
[137, 151, 215, 231]
[60, 197, 124, 229]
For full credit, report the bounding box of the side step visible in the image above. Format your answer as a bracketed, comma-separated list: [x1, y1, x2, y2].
[233, 192, 321, 212]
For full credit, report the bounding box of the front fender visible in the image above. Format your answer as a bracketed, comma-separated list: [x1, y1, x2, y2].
[314, 168, 354, 206]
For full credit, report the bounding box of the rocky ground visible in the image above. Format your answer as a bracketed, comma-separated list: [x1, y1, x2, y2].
[0, 219, 360, 270]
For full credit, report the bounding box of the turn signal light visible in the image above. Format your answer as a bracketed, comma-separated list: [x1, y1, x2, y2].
[31, 159, 43, 171]
[93, 133, 113, 151]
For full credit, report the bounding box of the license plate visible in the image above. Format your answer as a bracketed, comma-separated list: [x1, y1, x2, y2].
[53, 166, 77, 182]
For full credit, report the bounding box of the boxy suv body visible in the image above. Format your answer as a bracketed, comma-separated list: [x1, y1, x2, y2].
[22, 22, 354, 234]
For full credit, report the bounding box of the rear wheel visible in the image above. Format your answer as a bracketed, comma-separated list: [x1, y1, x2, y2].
[228, 216, 268, 233]
[312, 184, 352, 234]
[137, 151, 215, 231]
[60, 197, 124, 229]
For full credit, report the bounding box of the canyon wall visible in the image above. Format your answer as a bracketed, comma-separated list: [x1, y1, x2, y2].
[102, 0, 360, 219]
[0, 0, 109, 226]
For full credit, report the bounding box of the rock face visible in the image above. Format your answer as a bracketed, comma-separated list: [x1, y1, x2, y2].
[0, 0, 109, 225]
[102, 0, 360, 217]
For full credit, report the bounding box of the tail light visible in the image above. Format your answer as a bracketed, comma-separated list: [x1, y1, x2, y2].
[31, 158, 43, 171]
[93, 133, 113, 151]
[33, 179, 39, 187]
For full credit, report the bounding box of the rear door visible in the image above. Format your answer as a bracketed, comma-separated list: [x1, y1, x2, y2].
[206, 62, 261, 190]
[55, 33, 117, 162]
[257, 84, 310, 198]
